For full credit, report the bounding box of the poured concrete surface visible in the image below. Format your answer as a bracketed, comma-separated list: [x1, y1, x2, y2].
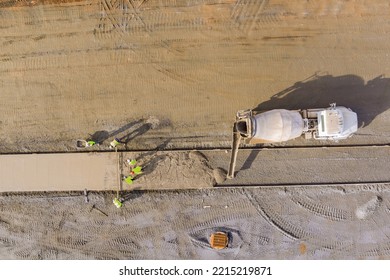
[0, 153, 118, 191]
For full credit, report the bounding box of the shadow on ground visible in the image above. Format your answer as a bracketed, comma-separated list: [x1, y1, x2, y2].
[254, 73, 390, 128]
[88, 119, 146, 145]
[135, 139, 172, 178]
[120, 190, 144, 203]
[120, 123, 152, 148]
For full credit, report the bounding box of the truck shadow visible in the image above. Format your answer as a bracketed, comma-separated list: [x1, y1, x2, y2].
[240, 149, 260, 171]
[253, 73, 390, 128]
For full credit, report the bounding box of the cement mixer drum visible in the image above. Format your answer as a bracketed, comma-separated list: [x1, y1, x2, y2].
[250, 109, 304, 142]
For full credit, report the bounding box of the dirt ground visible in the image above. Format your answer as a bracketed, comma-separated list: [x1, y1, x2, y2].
[1, 0, 390, 259]
[1, 0, 390, 153]
[1, 185, 390, 259]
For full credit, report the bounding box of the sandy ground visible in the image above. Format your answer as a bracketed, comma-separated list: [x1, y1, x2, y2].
[1, 185, 390, 259]
[1, 0, 390, 259]
[1, 0, 390, 152]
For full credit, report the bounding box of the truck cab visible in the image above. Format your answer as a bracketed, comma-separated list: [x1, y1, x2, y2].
[315, 105, 358, 140]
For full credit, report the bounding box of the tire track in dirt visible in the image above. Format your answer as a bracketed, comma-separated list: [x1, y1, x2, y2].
[0, 3, 90, 29]
[0, 0, 86, 8]
[0, 4, 99, 73]
[37, 247, 63, 259]
[58, 226, 136, 259]
[56, 235, 90, 249]
[164, 192, 250, 231]
[152, 63, 197, 85]
[99, 201, 169, 258]
[231, 0, 271, 34]
[315, 239, 355, 256]
[290, 195, 352, 221]
[0, 46, 132, 73]
[243, 190, 310, 240]
[94, 4, 204, 37]
[107, 236, 141, 252]
[1, 32, 80, 48]
[93, 1, 207, 86]
[124, 0, 150, 31]
[1, 190, 390, 259]
[0, 236, 16, 247]
[142, 193, 208, 257]
[119, 227, 165, 259]
[358, 242, 390, 259]
[100, 0, 126, 35]
[188, 211, 252, 233]
[244, 190, 362, 256]
[0, 1, 231, 93]
[13, 248, 35, 259]
[0, 196, 128, 259]
[54, 222, 141, 259]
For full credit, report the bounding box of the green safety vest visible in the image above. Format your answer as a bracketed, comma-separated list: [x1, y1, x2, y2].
[87, 141, 96, 146]
[113, 198, 122, 208]
[110, 139, 119, 147]
[124, 176, 133, 185]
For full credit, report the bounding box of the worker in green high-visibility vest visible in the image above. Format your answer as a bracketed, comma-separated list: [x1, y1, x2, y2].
[122, 160, 143, 185]
[110, 138, 122, 149]
[123, 175, 134, 185]
[113, 197, 123, 208]
[86, 140, 96, 147]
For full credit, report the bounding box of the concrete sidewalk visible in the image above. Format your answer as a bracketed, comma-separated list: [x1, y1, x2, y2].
[0, 146, 389, 192]
[0, 152, 118, 192]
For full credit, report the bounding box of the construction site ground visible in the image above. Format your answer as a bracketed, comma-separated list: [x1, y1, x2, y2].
[1, 0, 390, 259]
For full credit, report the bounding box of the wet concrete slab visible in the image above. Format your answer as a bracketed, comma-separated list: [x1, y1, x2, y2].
[0, 152, 118, 192]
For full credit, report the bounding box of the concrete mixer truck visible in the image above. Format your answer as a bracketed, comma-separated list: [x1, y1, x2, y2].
[227, 103, 358, 179]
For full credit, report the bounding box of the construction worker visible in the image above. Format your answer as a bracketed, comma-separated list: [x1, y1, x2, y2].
[110, 138, 121, 149]
[123, 175, 134, 185]
[130, 166, 142, 176]
[127, 159, 143, 177]
[126, 159, 142, 174]
[113, 197, 123, 208]
[122, 160, 143, 185]
[126, 159, 137, 166]
[86, 140, 96, 147]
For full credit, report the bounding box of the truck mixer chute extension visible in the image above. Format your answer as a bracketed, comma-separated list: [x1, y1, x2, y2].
[227, 103, 358, 179]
